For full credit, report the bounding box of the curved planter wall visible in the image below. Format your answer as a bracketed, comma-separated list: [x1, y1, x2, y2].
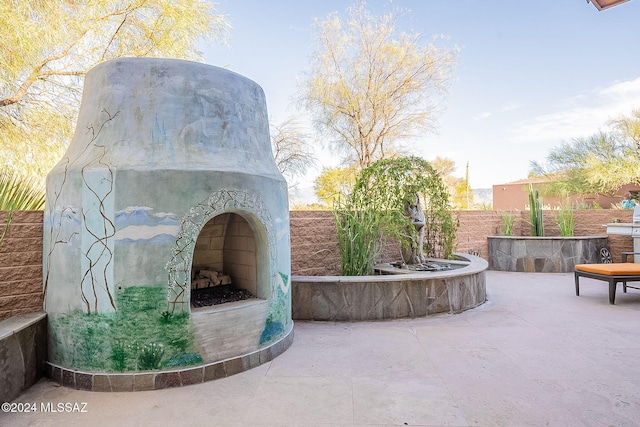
[291, 254, 487, 321]
[488, 235, 608, 273]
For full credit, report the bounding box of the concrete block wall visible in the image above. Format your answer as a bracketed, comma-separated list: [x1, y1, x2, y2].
[515, 210, 633, 262]
[455, 211, 505, 258]
[453, 209, 634, 263]
[0, 211, 44, 322]
[572, 210, 633, 263]
[290, 209, 635, 275]
[289, 211, 341, 276]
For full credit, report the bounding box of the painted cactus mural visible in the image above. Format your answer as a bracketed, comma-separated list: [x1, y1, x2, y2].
[44, 58, 292, 376]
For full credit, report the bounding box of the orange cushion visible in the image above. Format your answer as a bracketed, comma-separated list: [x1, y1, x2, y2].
[575, 263, 640, 276]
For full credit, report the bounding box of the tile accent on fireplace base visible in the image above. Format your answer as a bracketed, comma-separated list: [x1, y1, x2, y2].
[44, 321, 294, 392]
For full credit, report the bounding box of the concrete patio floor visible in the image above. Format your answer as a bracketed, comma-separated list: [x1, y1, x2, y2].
[3, 270, 640, 427]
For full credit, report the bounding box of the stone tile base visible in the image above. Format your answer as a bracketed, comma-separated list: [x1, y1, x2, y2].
[44, 322, 293, 392]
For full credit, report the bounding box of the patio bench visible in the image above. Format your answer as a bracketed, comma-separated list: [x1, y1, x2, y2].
[575, 252, 640, 304]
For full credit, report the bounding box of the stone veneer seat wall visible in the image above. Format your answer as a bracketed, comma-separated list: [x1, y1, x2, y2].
[488, 236, 609, 273]
[0, 312, 47, 402]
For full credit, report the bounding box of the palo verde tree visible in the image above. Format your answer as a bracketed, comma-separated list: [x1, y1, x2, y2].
[334, 156, 457, 276]
[300, 1, 458, 170]
[313, 165, 358, 207]
[530, 109, 640, 196]
[431, 157, 474, 209]
[1, 0, 230, 181]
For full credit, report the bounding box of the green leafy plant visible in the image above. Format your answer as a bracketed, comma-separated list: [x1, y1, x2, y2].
[160, 311, 173, 323]
[138, 342, 165, 370]
[556, 201, 575, 237]
[48, 286, 203, 373]
[500, 211, 517, 236]
[528, 183, 544, 236]
[77, 324, 109, 370]
[110, 340, 128, 372]
[333, 157, 458, 275]
[0, 169, 45, 245]
[0, 169, 45, 210]
[333, 203, 383, 276]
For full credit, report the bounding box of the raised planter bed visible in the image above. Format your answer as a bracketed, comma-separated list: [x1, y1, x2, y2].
[488, 235, 609, 273]
[291, 253, 487, 321]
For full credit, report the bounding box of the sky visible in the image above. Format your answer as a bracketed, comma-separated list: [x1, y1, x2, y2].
[200, 0, 640, 203]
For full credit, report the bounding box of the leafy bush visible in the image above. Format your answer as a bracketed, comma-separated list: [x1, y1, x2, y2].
[0, 169, 45, 210]
[48, 286, 202, 372]
[111, 340, 128, 372]
[333, 157, 458, 275]
[556, 201, 575, 237]
[500, 211, 517, 236]
[1, 169, 45, 245]
[333, 198, 383, 276]
[138, 343, 165, 370]
[164, 353, 204, 368]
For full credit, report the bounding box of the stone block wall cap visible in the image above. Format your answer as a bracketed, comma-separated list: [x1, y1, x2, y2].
[292, 253, 487, 283]
[487, 235, 608, 240]
[0, 311, 47, 340]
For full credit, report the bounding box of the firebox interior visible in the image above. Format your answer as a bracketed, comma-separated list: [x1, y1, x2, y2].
[191, 212, 262, 307]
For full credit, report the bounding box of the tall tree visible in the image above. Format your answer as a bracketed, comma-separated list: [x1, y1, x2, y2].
[313, 165, 358, 207]
[431, 157, 473, 209]
[300, 1, 458, 169]
[531, 109, 640, 196]
[1, 0, 230, 180]
[270, 117, 316, 179]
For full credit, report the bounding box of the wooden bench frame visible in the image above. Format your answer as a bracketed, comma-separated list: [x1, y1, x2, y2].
[574, 252, 640, 304]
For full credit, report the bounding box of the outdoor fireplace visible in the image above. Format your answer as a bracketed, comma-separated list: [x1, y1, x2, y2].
[42, 58, 293, 391]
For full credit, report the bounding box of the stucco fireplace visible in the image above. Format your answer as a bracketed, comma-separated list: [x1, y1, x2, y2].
[42, 58, 293, 391]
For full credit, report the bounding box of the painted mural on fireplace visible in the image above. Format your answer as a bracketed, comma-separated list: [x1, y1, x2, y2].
[43, 58, 293, 375]
[45, 178, 291, 372]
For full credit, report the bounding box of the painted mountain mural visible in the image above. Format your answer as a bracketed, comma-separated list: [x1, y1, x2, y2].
[115, 206, 179, 244]
[113, 206, 180, 286]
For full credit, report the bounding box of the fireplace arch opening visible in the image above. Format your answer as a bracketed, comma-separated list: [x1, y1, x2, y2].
[190, 212, 268, 309]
